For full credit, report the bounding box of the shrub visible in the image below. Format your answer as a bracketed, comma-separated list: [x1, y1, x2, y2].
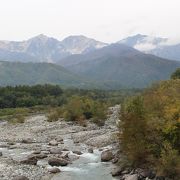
[47, 108, 63, 122]
[63, 96, 84, 122]
[91, 102, 107, 126]
[62, 96, 107, 126]
[157, 141, 180, 178]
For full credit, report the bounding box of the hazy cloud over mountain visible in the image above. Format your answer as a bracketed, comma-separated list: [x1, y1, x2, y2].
[119, 34, 180, 61]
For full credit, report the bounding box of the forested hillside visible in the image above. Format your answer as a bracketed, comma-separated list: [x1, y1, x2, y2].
[59, 44, 180, 88]
[0, 61, 90, 88]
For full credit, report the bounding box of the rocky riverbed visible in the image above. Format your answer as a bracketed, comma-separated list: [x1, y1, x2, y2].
[0, 105, 120, 180]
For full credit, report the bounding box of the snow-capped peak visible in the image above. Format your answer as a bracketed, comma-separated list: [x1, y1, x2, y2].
[61, 35, 107, 54]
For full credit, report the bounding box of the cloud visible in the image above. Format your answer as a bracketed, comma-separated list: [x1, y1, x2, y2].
[159, 38, 180, 46]
[134, 43, 157, 51]
[134, 35, 180, 51]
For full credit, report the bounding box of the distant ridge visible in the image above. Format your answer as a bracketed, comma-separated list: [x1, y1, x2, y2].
[58, 43, 180, 88]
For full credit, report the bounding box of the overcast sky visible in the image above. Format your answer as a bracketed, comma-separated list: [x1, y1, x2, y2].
[0, 0, 179, 43]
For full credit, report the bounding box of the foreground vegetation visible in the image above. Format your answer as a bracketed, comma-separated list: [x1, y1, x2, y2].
[119, 69, 180, 179]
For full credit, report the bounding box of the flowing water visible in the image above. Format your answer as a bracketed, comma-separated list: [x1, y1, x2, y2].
[51, 136, 118, 180]
[52, 151, 118, 180]
[0, 135, 117, 180]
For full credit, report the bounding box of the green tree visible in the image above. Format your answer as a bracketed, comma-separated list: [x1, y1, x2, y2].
[171, 68, 180, 79]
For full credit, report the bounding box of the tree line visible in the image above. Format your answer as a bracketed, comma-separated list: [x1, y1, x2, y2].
[0, 84, 63, 108]
[0, 84, 141, 109]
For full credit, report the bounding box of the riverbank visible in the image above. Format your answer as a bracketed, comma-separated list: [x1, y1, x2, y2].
[0, 105, 120, 180]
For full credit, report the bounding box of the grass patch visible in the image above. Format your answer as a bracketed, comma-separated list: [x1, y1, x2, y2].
[0, 106, 52, 123]
[10, 114, 26, 124]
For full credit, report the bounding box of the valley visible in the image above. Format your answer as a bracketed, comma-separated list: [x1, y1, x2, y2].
[1, 0, 180, 179]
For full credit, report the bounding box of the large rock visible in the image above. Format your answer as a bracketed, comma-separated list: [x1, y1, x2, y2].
[49, 140, 58, 146]
[101, 150, 114, 162]
[20, 153, 47, 165]
[124, 174, 138, 180]
[111, 167, 123, 176]
[61, 151, 69, 158]
[48, 157, 68, 166]
[34, 153, 48, 159]
[21, 138, 34, 144]
[48, 167, 61, 174]
[68, 154, 79, 161]
[148, 171, 156, 179]
[86, 132, 116, 147]
[88, 148, 93, 153]
[135, 168, 156, 179]
[72, 150, 82, 155]
[0, 144, 10, 148]
[20, 155, 38, 165]
[7, 142, 15, 145]
[112, 157, 118, 164]
[62, 148, 69, 151]
[41, 151, 50, 155]
[50, 148, 62, 154]
[121, 169, 130, 175]
[56, 137, 63, 142]
[32, 150, 41, 154]
[13, 176, 29, 180]
[0, 152, 2, 156]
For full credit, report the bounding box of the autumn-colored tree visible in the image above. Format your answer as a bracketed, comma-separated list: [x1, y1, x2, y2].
[120, 96, 150, 166]
[120, 79, 180, 178]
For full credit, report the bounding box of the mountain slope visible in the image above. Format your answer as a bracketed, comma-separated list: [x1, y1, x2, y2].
[119, 34, 180, 61]
[0, 35, 107, 63]
[0, 61, 93, 88]
[58, 44, 180, 88]
[0, 49, 38, 62]
[149, 44, 180, 61]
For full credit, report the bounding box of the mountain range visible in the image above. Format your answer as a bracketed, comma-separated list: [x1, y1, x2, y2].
[0, 34, 180, 63]
[0, 34, 180, 89]
[0, 34, 107, 63]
